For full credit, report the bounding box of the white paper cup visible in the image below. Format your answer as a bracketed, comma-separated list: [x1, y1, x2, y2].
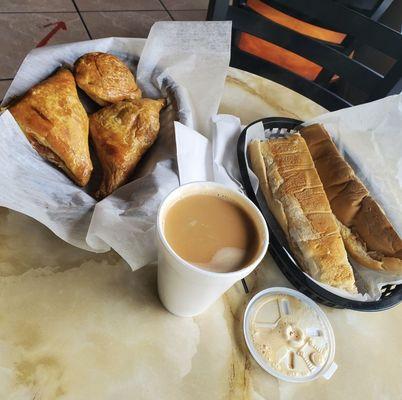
[156, 181, 269, 317]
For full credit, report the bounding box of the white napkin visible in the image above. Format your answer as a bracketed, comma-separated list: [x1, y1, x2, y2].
[137, 21, 232, 138]
[176, 115, 243, 188]
[0, 22, 232, 270]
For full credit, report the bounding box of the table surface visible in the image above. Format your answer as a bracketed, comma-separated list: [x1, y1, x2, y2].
[0, 67, 400, 400]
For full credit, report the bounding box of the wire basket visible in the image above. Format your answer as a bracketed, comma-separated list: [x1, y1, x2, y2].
[237, 117, 402, 311]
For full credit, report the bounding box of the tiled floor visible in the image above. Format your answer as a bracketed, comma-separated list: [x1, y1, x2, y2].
[0, 0, 208, 101]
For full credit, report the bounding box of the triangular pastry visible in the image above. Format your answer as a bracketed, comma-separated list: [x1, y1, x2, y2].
[74, 52, 142, 106]
[89, 98, 165, 198]
[10, 68, 93, 186]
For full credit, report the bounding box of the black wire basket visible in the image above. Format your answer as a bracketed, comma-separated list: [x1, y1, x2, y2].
[237, 117, 402, 311]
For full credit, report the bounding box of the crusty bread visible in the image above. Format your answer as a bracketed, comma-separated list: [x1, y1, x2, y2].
[301, 124, 402, 273]
[249, 135, 357, 293]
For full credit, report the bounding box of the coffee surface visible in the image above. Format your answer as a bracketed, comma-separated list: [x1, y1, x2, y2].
[164, 194, 259, 272]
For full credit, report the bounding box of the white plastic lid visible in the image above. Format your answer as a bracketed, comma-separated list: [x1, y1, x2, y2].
[243, 287, 337, 383]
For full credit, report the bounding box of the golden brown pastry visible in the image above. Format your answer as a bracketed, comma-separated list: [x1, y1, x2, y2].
[74, 52, 142, 106]
[9, 68, 93, 186]
[249, 135, 356, 293]
[90, 98, 165, 198]
[301, 124, 402, 273]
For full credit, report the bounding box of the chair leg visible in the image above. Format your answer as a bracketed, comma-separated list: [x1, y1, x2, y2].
[207, 0, 230, 21]
[207, 0, 229, 21]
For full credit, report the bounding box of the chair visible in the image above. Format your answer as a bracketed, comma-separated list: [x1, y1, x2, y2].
[207, 0, 402, 111]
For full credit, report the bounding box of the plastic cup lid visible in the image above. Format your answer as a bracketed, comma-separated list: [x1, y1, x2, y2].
[243, 287, 337, 383]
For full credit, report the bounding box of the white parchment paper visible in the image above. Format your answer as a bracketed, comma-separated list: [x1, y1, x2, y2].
[0, 22, 232, 269]
[175, 100, 402, 301]
[137, 22, 232, 138]
[0, 111, 96, 250]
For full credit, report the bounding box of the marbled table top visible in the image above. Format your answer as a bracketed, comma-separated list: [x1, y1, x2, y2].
[0, 67, 400, 400]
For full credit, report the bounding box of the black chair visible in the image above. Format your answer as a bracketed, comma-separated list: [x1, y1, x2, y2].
[207, 0, 402, 111]
[337, 0, 395, 19]
[314, 0, 399, 89]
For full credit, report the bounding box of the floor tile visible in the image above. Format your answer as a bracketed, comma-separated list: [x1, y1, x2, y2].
[82, 11, 171, 39]
[75, 0, 163, 11]
[0, 13, 90, 79]
[161, 0, 208, 10]
[0, 0, 75, 12]
[0, 80, 12, 102]
[170, 10, 207, 20]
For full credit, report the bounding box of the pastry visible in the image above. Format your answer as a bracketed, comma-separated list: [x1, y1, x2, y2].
[89, 98, 165, 198]
[74, 52, 142, 106]
[9, 68, 93, 186]
[249, 134, 356, 292]
[301, 124, 402, 273]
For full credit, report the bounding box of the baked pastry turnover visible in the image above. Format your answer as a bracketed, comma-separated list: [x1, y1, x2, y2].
[249, 134, 357, 292]
[89, 98, 165, 198]
[10, 68, 93, 186]
[74, 52, 142, 106]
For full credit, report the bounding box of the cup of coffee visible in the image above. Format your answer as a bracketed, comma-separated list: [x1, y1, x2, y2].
[156, 181, 269, 317]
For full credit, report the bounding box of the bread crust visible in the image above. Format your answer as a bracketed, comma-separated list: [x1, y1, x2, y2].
[301, 124, 402, 273]
[249, 135, 356, 292]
